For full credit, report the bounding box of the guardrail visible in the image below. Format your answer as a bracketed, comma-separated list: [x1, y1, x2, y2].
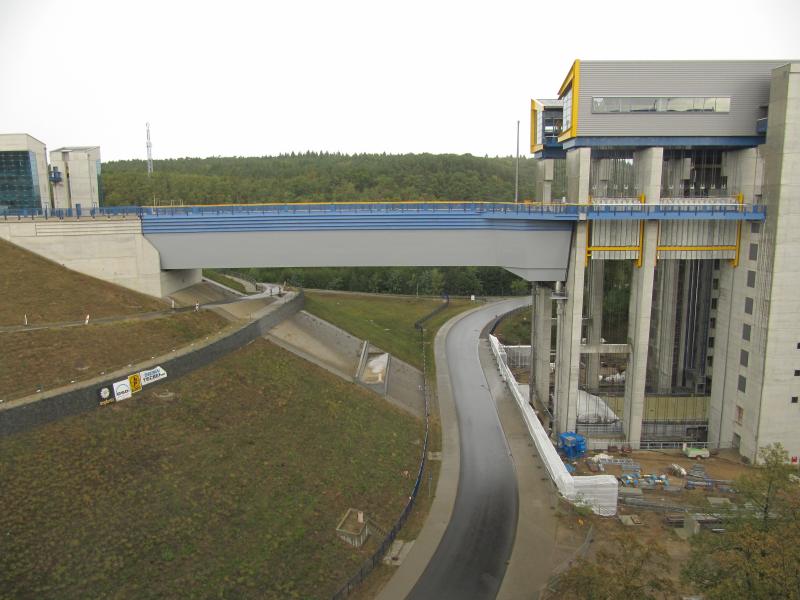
[1, 201, 767, 221]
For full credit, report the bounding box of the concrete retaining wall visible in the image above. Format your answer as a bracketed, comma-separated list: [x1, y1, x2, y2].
[0, 217, 200, 297]
[0, 292, 304, 437]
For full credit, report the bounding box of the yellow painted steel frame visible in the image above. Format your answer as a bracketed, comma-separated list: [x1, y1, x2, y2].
[531, 100, 543, 153]
[654, 193, 744, 262]
[557, 60, 580, 143]
[585, 193, 645, 263]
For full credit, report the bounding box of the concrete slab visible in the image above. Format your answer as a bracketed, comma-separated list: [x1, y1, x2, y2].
[270, 310, 362, 376]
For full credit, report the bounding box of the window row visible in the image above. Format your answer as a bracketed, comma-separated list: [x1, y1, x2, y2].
[591, 96, 731, 114]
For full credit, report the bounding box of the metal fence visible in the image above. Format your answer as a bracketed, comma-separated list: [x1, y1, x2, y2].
[330, 327, 432, 600]
[1, 201, 766, 221]
[541, 525, 595, 598]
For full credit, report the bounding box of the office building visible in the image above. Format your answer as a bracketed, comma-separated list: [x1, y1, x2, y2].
[50, 146, 103, 210]
[0, 133, 50, 212]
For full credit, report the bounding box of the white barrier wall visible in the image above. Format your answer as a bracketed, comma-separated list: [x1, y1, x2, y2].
[489, 335, 618, 516]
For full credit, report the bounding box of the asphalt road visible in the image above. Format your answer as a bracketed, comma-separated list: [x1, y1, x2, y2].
[408, 298, 530, 600]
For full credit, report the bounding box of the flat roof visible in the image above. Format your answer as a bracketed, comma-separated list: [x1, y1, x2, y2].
[0, 133, 46, 146]
[52, 146, 100, 152]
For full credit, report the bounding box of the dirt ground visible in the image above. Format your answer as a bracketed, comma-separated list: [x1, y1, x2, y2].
[573, 448, 751, 484]
[558, 448, 755, 595]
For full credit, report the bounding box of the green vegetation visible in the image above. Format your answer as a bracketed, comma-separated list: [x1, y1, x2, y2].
[102, 153, 537, 206]
[0, 238, 164, 326]
[304, 292, 473, 369]
[246, 265, 528, 297]
[0, 312, 228, 401]
[0, 240, 228, 401]
[682, 443, 800, 599]
[203, 269, 248, 294]
[493, 308, 532, 345]
[0, 339, 422, 599]
[551, 531, 675, 599]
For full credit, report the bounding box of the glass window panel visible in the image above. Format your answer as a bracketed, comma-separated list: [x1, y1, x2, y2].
[715, 97, 731, 112]
[629, 97, 657, 112]
[667, 97, 694, 112]
[702, 97, 717, 112]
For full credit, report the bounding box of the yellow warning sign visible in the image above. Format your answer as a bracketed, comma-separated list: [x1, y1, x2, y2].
[128, 373, 142, 394]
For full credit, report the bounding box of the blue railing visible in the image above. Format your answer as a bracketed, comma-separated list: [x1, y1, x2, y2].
[1, 201, 767, 222]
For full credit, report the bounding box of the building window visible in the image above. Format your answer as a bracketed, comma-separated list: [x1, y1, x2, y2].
[751, 222, 760, 234]
[736, 405, 744, 423]
[708, 337, 715, 349]
[711, 298, 718, 310]
[713, 278, 719, 290]
[710, 317, 716, 329]
[796, 342, 800, 350]
[707, 356, 714, 367]
[749, 243, 758, 261]
[562, 87, 573, 131]
[591, 96, 731, 114]
[733, 432, 741, 448]
[795, 370, 800, 377]
[792, 397, 798, 404]
[745, 297, 754, 315]
[747, 270, 756, 288]
[738, 376, 747, 393]
[743, 324, 751, 341]
[740, 349, 749, 367]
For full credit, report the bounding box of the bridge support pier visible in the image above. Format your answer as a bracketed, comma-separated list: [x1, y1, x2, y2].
[530, 283, 553, 426]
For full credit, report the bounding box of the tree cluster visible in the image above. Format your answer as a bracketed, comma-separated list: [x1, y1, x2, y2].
[235, 266, 530, 297]
[101, 152, 537, 206]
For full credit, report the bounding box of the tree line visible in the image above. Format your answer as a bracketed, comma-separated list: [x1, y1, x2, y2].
[233, 266, 530, 297]
[101, 152, 536, 206]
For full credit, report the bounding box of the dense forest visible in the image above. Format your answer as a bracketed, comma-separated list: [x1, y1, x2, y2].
[101, 152, 536, 205]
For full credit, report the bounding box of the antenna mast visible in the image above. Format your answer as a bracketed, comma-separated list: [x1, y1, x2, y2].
[146, 122, 153, 176]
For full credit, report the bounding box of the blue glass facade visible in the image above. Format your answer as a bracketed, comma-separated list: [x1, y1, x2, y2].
[0, 150, 42, 211]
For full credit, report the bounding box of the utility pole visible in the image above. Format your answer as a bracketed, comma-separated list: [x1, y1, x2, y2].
[515, 120, 520, 203]
[146, 123, 153, 177]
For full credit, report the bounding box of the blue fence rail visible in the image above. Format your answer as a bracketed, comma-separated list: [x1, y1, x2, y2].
[1, 201, 766, 222]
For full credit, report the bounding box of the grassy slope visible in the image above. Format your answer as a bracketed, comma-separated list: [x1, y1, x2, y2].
[493, 308, 531, 346]
[304, 292, 472, 369]
[203, 269, 248, 294]
[0, 240, 228, 400]
[0, 313, 228, 400]
[0, 238, 165, 325]
[0, 339, 422, 600]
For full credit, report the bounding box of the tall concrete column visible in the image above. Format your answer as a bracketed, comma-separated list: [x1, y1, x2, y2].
[535, 159, 555, 202]
[623, 147, 663, 445]
[531, 284, 552, 418]
[554, 147, 591, 434]
[623, 221, 658, 444]
[651, 261, 679, 393]
[586, 260, 604, 391]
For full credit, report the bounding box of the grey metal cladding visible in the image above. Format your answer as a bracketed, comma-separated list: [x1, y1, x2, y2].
[577, 61, 791, 137]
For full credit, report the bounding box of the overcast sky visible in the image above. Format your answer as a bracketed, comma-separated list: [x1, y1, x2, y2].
[2, 0, 799, 161]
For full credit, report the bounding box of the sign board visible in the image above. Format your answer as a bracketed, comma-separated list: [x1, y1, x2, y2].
[113, 380, 132, 401]
[128, 373, 142, 394]
[98, 386, 114, 406]
[140, 366, 167, 386]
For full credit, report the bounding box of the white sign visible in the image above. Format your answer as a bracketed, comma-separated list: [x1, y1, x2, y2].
[113, 380, 132, 401]
[140, 366, 167, 386]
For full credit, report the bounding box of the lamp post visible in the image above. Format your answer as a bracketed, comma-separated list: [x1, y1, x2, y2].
[515, 120, 520, 203]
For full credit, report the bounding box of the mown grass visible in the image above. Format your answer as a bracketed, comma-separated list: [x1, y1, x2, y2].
[0, 238, 165, 326]
[203, 269, 248, 294]
[0, 312, 229, 401]
[0, 339, 422, 599]
[304, 292, 473, 369]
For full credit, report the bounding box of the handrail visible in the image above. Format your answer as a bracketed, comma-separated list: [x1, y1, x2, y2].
[1, 201, 767, 221]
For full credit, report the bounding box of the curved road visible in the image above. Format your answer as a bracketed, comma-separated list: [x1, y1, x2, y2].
[409, 298, 530, 599]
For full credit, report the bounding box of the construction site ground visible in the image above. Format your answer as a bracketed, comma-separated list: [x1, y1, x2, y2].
[557, 448, 755, 595]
